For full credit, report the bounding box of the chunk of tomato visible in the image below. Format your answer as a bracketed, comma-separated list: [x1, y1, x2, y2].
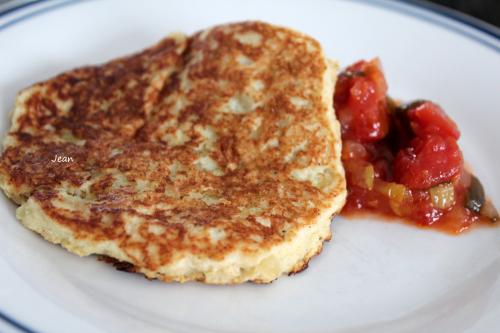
[394, 134, 463, 190]
[334, 59, 389, 142]
[407, 101, 460, 140]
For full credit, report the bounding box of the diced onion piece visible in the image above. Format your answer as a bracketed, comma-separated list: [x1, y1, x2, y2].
[342, 140, 369, 160]
[362, 164, 375, 190]
[349, 163, 375, 190]
[378, 182, 408, 216]
[429, 182, 455, 209]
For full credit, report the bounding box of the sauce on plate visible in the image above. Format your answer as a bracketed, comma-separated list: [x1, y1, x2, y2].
[335, 59, 498, 234]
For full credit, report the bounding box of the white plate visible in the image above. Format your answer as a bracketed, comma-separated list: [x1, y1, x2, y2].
[0, 1, 499, 332]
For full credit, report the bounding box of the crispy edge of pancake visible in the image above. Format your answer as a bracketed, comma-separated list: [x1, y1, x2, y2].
[14, 54, 346, 284]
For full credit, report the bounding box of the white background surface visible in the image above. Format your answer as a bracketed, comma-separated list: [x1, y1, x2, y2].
[0, 1, 499, 332]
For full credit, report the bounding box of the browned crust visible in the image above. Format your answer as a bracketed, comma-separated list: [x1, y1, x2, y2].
[97, 212, 339, 284]
[98, 255, 138, 273]
[0, 21, 345, 283]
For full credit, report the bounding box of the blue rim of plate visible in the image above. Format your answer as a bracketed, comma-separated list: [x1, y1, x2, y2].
[0, 0, 498, 332]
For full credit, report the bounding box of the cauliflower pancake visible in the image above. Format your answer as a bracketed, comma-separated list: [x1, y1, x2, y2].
[0, 22, 346, 284]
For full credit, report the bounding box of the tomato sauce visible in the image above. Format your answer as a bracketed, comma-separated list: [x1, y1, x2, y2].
[335, 59, 498, 234]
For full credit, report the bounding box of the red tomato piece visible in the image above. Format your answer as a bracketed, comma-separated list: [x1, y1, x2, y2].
[393, 134, 463, 190]
[407, 101, 460, 140]
[407, 190, 443, 225]
[334, 59, 389, 142]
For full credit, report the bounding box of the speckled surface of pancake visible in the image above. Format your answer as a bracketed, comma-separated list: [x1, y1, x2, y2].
[0, 22, 346, 284]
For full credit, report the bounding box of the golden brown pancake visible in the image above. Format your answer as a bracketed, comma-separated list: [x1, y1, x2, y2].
[0, 21, 346, 284]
